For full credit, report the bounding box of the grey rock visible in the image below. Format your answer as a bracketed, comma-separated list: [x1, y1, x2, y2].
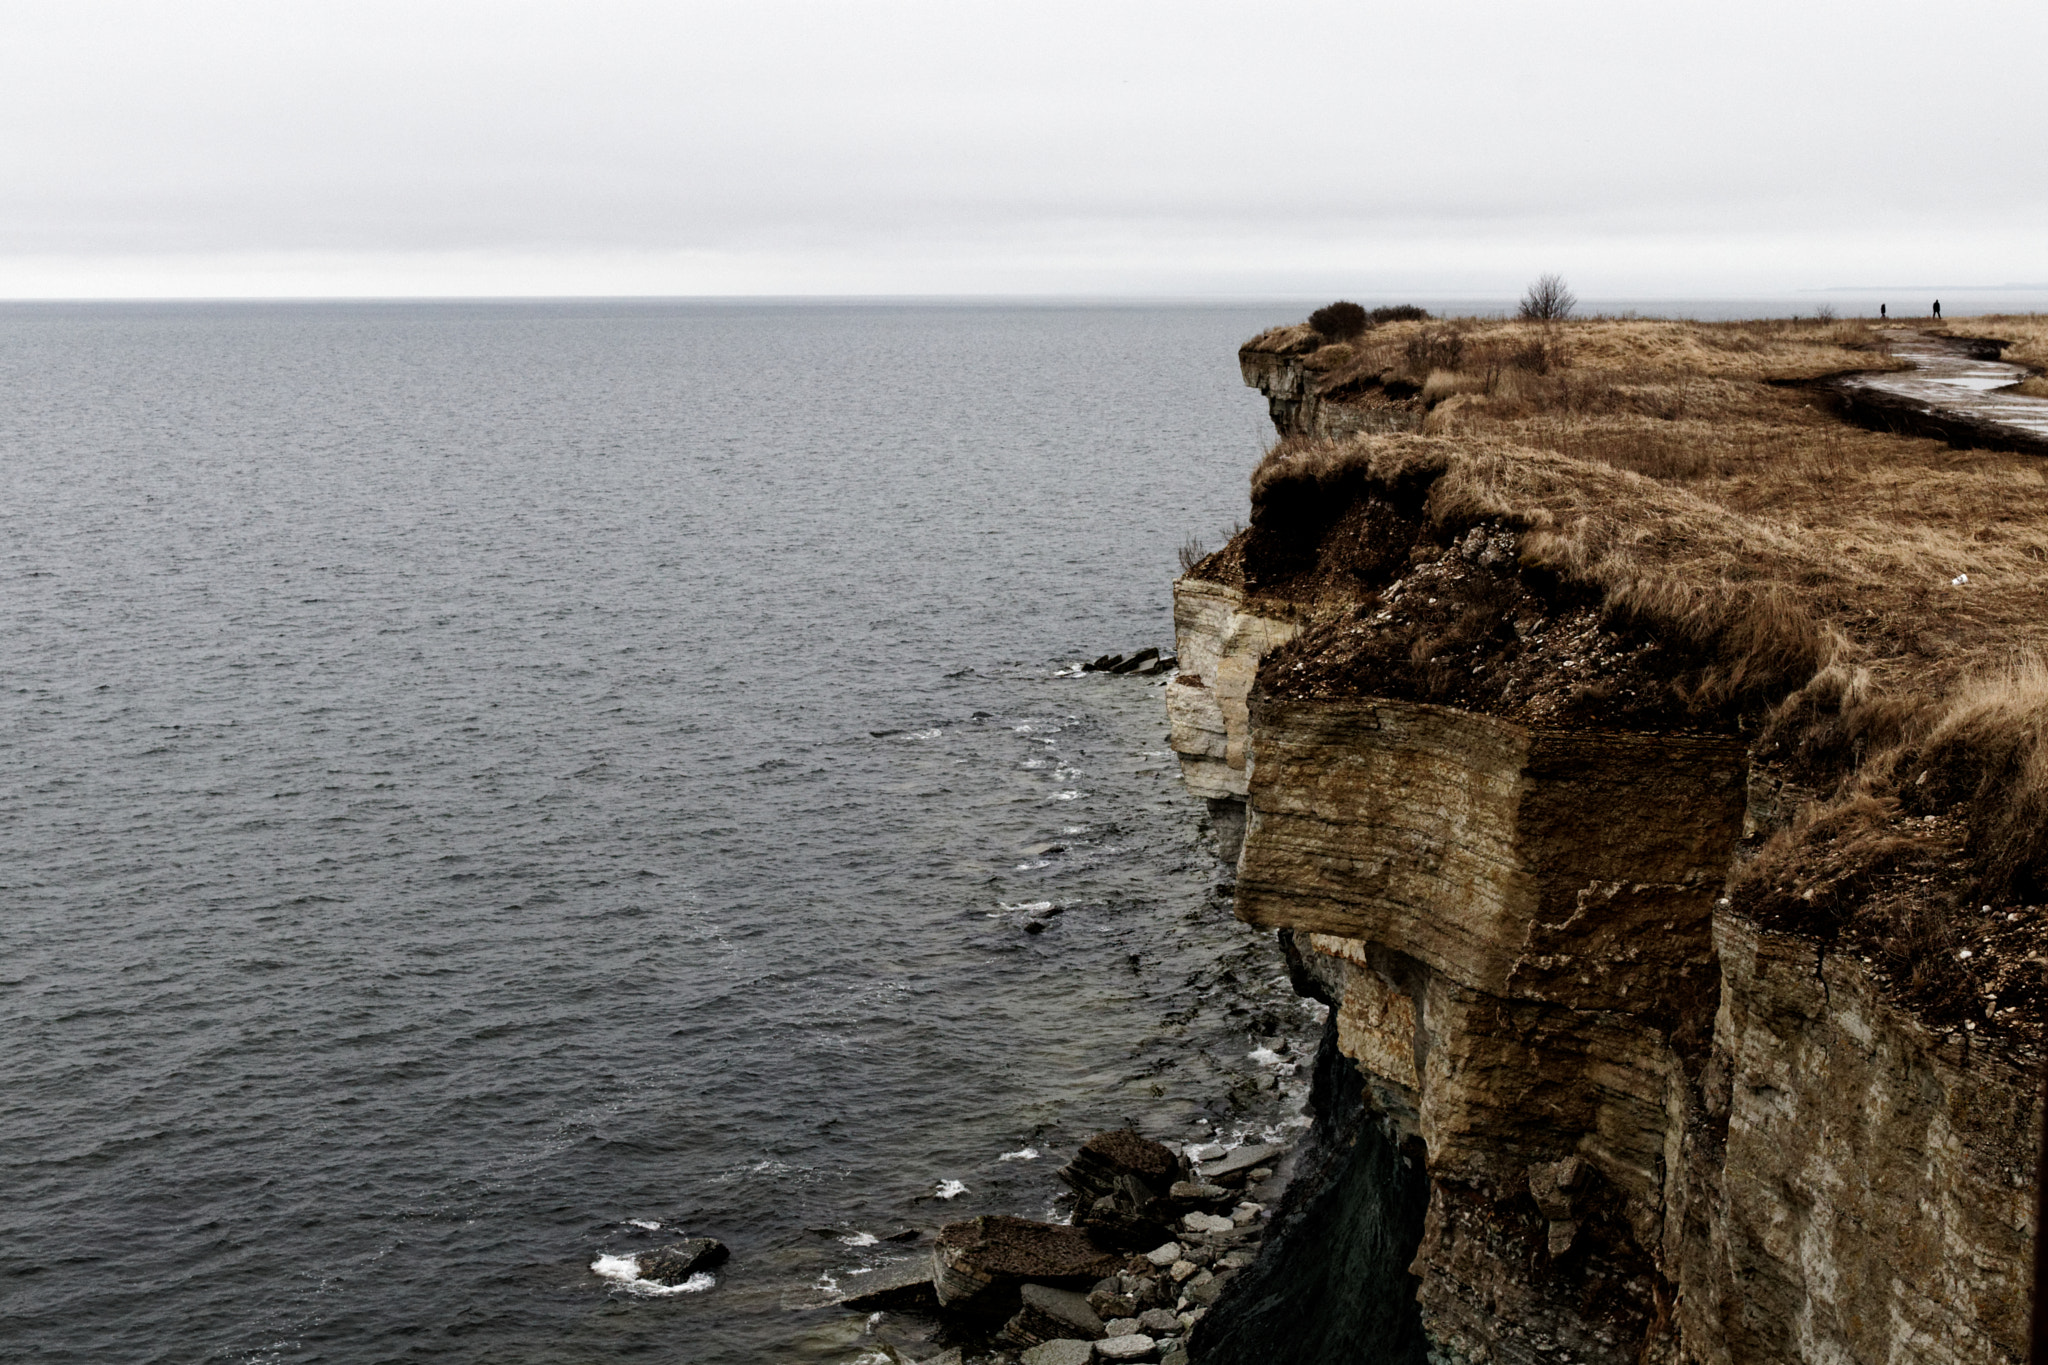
[1004, 1283, 1106, 1346]
[636, 1238, 728, 1285]
[1166, 1182, 1228, 1203]
[1180, 1213, 1233, 1234]
[1095, 1334, 1158, 1361]
[1195, 1143, 1285, 1185]
[1086, 1287, 1137, 1319]
[1137, 1308, 1181, 1334]
[1021, 1342, 1094, 1365]
[1140, 1241, 1181, 1267]
[1158, 1345, 1189, 1365]
[1105, 1316, 1141, 1336]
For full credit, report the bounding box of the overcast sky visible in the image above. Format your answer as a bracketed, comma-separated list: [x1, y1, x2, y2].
[2, 0, 2043, 298]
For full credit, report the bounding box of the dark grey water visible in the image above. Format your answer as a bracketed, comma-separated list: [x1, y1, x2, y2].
[0, 301, 1334, 1364]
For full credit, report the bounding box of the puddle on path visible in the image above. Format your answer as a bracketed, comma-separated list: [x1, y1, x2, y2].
[1851, 330, 2048, 442]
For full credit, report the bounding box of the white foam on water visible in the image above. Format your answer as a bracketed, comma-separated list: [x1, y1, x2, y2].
[838, 1231, 879, 1247]
[935, 1179, 968, 1199]
[999, 1146, 1040, 1162]
[999, 900, 1054, 914]
[591, 1252, 717, 1296]
[627, 1218, 661, 1230]
[1054, 790, 1082, 801]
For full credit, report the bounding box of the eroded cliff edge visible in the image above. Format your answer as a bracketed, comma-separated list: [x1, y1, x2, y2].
[1173, 315, 2045, 1365]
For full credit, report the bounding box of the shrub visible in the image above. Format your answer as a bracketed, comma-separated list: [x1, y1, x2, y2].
[1404, 325, 1465, 374]
[1308, 300, 1369, 341]
[1518, 273, 1577, 321]
[1370, 304, 1431, 324]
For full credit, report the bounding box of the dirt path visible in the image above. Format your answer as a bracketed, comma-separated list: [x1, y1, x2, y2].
[1840, 329, 2048, 448]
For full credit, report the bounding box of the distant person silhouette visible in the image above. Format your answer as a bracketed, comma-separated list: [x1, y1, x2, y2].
[1934, 299, 1942, 319]
[1880, 303, 1886, 319]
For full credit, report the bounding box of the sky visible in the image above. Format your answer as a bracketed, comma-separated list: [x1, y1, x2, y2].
[1, 0, 2044, 300]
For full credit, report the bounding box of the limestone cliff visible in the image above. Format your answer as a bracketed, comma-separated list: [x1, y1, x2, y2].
[1171, 320, 2043, 1365]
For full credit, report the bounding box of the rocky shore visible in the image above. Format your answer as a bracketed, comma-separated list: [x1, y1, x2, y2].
[837, 1127, 1291, 1365]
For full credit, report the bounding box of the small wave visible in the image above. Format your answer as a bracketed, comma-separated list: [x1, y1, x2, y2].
[838, 1231, 878, 1247]
[627, 1218, 661, 1231]
[1053, 790, 1082, 801]
[591, 1253, 715, 1296]
[999, 1147, 1040, 1162]
[934, 1179, 968, 1199]
[999, 900, 1055, 914]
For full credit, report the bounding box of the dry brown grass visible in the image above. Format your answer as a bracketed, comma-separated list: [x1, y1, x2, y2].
[1233, 314, 2048, 964]
[1937, 313, 2048, 375]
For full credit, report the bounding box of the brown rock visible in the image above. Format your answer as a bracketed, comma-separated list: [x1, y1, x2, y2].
[931, 1216, 1121, 1316]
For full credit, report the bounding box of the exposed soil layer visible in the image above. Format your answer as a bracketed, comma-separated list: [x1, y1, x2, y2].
[1256, 520, 1736, 731]
[1730, 798, 2048, 1050]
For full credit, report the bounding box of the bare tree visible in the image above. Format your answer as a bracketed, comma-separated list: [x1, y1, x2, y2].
[1518, 273, 1577, 322]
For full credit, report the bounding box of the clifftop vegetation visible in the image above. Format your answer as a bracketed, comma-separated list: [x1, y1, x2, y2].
[1212, 311, 2048, 1041]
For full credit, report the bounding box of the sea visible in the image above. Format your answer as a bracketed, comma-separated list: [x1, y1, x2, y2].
[0, 300, 1317, 1364]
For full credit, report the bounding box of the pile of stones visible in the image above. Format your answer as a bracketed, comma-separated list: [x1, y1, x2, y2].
[843, 1130, 1286, 1364]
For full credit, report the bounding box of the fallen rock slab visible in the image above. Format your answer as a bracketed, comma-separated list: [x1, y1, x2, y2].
[1058, 1130, 1180, 1202]
[932, 1215, 1120, 1315]
[1096, 1333, 1159, 1360]
[1004, 1283, 1106, 1345]
[838, 1265, 938, 1312]
[1194, 1143, 1284, 1186]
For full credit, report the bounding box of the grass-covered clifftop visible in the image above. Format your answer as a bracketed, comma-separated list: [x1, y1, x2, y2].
[1209, 312, 2048, 1042]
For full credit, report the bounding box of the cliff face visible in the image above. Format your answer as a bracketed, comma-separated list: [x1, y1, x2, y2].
[1173, 328, 2043, 1364]
[1236, 323, 1424, 440]
[1176, 577, 2036, 1365]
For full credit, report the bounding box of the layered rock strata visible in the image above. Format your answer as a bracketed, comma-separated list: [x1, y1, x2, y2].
[1238, 325, 1424, 440]
[1173, 552, 2038, 1363]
